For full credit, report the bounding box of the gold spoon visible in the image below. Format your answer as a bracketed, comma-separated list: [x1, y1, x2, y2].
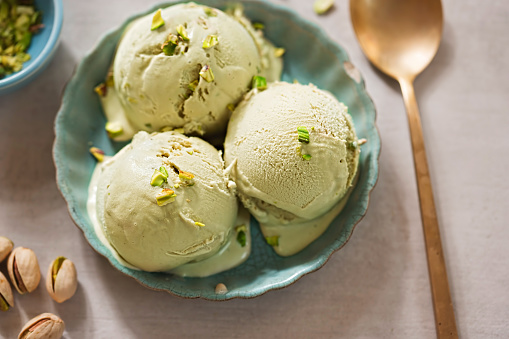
[350, 1, 458, 338]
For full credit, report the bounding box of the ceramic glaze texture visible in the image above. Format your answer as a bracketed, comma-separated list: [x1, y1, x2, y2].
[53, 0, 380, 300]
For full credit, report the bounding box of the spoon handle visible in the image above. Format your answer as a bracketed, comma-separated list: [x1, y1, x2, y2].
[399, 78, 458, 339]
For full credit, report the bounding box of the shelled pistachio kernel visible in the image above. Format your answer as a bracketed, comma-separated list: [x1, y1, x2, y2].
[265, 236, 280, 246]
[176, 24, 189, 41]
[46, 256, 78, 303]
[251, 76, 267, 91]
[195, 222, 205, 227]
[202, 35, 218, 49]
[302, 154, 312, 161]
[151, 9, 165, 30]
[7, 247, 41, 294]
[313, 0, 334, 15]
[297, 126, 310, 144]
[0, 236, 14, 263]
[94, 83, 107, 97]
[162, 33, 179, 56]
[156, 189, 176, 206]
[274, 48, 285, 57]
[178, 170, 195, 181]
[203, 7, 217, 17]
[18, 313, 65, 339]
[105, 122, 123, 138]
[0, 271, 14, 311]
[150, 169, 166, 187]
[199, 65, 214, 82]
[235, 225, 247, 247]
[89, 147, 105, 162]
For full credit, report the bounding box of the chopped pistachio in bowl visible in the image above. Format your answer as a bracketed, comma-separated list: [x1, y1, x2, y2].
[53, 0, 380, 300]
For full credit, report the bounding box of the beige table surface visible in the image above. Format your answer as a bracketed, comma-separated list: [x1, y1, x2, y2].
[1, 0, 508, 338]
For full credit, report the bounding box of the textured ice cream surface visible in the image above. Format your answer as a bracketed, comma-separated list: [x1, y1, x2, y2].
[224, 82, 360, 256]
[94, 131, 238, 272]
[101, 3, 282, 142]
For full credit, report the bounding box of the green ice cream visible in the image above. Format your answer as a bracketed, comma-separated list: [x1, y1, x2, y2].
[224, 82, 360, 256]
[99, 3, 282, 142]
[94, 131, 238, 272]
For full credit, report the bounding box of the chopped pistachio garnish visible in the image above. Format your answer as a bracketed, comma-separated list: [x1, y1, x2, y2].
[293, 78, 300, 84]
[227, 103, 236, 112]
[89, 147, 105, 162]
[174, 183, 180, 188]
[265, 236, 279, 246]
[179, 170, 195, 181]
[105, 71, 114, 87]
[251, 76, 267, 91]
[159, 166, 169, 179]
[188, 80, 199, 92]
[176, 24, 189, 41]
[199, 65, 214, 82]
[202, 35, 218, 49]
[173, 128, 185, 133]
[105, 122, 123, 138]
[94, 83, 107, 97]
[162, 34, 179, 56]
[348, 141, 358, 150]
[187, 150, 194, 155]
[195, 221, 205, 227]
[313, 0, 334, 15]
[151, 9, 165, 30]
[237, 230, 247, 247]
[358, 138, 367, 145]
[156, 189, 177, 206]
[203, 7, 217, 17]
[150, 169, 166, 186]
[0, 1, 43, 78]
[274, 48, 285, 57]
[302, 154, 312, 161]
[296, 146, 301, 155]
[297, 126, 310, 144]
[253, 22, 265, 30]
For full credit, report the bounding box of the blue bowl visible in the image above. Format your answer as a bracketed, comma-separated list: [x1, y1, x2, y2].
[54, 0, 380, 300]
[0, 0, 64, 94]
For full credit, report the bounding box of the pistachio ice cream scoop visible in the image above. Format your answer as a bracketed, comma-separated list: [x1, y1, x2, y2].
[91, 131, 240, 272]
[224, 82, 360, 256]
[98, 3, 283, 142]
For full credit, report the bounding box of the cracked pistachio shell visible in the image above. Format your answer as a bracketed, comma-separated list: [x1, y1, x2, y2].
[0, 236, 13, 262]
[0, 271, 14, 311]
[7, 247, 41, 294]
[18, 313, 65, 339]
[46, 257, 78, 303]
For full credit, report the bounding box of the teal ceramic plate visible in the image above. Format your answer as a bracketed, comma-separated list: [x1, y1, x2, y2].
[54, 0, 380, 300]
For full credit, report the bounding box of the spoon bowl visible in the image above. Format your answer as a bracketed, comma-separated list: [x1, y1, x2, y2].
[351, 0, 443, 81]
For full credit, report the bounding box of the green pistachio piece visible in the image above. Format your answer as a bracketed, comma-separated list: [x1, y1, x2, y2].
[265, 236, 279, 246]
[297, 126, 310, 143]
[89, 147, 105, 162]
[105, 122, 123, 138]
[227, 103, 236, 112]
[203, 7, 217, 17]
[348, 141, 358, 150]
[187, 150, 194, 155]
[199, 65, 214, 82]
[237, 230, 246, 247]
[188, 80, 199, 91]
[274, 48, 285, 57]
[105, 71, 114, 87]
[302, 154, 312, 161]
[150, 169, 166, 186]
[176, 24, 190, 41]
[202, 35, 218, 49]
[151, 9, 165, 30]
[94, 83, 107, 97]
[156, 189, 177, 206]
[159, 166, 169, 179]
[195, 222, 205, 227]
[251, 76, 267, 91]
[179, 170, 195, 181]
[314, 0, 334, 15]
[253, 22, 264, 30]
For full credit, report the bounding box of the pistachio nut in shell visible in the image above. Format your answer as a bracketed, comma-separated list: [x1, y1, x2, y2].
[7, 247, 41, 294]
[0, 271, 14, 311]
[18, 313, 65, 339]
[0, 236, 13, 262]
[46, 256, 78, 303]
